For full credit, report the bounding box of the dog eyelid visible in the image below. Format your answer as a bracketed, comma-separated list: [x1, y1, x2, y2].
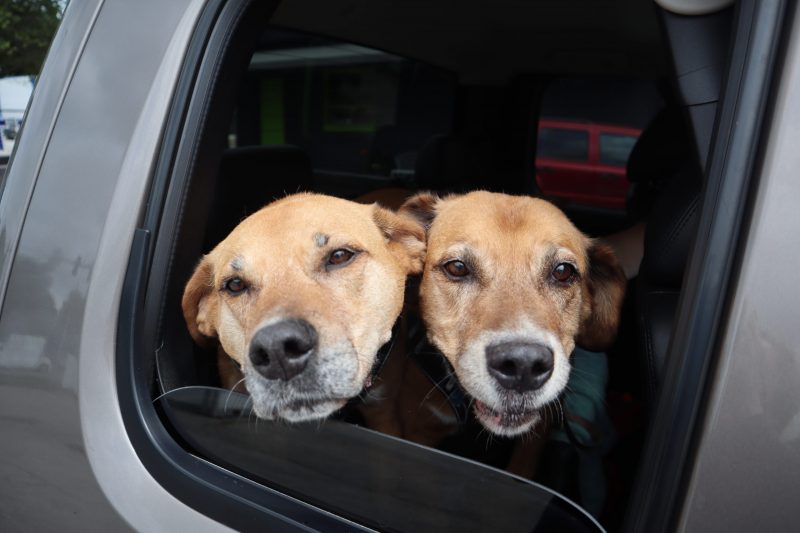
[441, 259, 473, 281]
[221, 276, 248, 295]
[324, 247, 361, 271]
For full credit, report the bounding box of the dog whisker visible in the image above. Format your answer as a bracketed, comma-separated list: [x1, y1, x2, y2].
[555, 397, 565, 427]
[238, 396, 254, 421]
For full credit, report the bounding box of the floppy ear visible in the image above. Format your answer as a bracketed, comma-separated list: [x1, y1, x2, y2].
[372, 204, 427, 274]
[398, 191, 441, 235]
[181, 256, 219, 346]
[576, 242, 627, 351]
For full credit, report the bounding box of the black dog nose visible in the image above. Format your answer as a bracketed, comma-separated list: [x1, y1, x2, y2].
[485, 341, 554, 392]
[249, 319, 318, 380]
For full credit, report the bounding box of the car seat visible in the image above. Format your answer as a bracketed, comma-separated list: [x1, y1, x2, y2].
[414, 133, 523, 194]
[628, 112, 703, 405]
[625, 107, 697, 223]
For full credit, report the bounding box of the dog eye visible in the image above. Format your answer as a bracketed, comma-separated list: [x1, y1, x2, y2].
[327, 248, 356, 268]
[223, 277, 247, 294]
[551, 263, 577, 283]
[443, 260, 470, 279]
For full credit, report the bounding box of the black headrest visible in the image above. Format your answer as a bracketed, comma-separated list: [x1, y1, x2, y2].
[205, 145, 313, 249]
[414, 134, 516, 193]
[627, 107, 694, 184]
[626, 107, 697, 222]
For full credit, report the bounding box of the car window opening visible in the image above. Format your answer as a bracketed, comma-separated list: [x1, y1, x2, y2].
[148, 17, 702, 533]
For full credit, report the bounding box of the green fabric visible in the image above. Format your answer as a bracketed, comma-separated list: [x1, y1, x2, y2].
[550, 347, 616, 517]
[551, 347, 610, 446]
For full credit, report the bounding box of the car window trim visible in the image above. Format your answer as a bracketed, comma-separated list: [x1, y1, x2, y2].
[623, 1, 791, 531]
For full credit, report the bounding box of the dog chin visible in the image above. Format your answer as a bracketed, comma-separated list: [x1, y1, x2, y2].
[251, 397, 347, 422]
[473, 400, 541, 437]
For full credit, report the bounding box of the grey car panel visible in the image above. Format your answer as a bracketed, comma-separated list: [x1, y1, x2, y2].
[1, 0, 798, 530]
[0, 0, 230, 530]
[0, 0, 103, 308]
[679, 3, 800, 530]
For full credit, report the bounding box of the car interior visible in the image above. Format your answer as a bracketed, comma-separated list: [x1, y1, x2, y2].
[139, 1, 733, 530]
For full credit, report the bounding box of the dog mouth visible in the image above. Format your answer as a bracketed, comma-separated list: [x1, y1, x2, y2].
[473, 400, 541, 435]
[257, 396, 349, 422]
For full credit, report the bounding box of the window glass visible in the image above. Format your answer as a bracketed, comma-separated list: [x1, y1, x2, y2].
[537, 128, 589, 162]
[599, 133, 637, 166]
[1, 1, 65, 188]
[535, 79, 662, 215]
[160, 387, 603, 533]
[231, 28, 455, 183]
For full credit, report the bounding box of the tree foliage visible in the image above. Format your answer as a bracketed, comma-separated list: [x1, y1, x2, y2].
[0, 0, 63, 77]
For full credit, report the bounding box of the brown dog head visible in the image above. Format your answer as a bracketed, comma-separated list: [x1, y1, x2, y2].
[182, 193, 424, 422]
[401, 191, 625, 436]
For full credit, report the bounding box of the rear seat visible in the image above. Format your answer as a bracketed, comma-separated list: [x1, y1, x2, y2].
[413, 133, 523, 194]
[627, 110, 703, 405]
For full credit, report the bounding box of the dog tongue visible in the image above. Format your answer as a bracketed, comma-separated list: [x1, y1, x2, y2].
[365, 375, 373, 389]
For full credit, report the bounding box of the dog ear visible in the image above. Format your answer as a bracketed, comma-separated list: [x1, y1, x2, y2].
[181, 256, 219, 346]
[398, 191, 440, 235]
[372, 205, 427, 274]
[576, 242, 627, 351]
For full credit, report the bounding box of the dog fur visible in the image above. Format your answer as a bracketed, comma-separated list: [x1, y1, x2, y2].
[182, 192, 424, 422]
[400, 190, 626, 438]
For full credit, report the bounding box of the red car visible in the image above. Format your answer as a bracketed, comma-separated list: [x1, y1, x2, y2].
[535, 119, 641, 211]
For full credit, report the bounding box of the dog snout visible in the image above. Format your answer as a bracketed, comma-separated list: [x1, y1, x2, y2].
[485, 341, 554, 393]
[249, 319, 318, 380]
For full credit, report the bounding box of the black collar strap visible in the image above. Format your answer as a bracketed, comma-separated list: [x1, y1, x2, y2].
[407, 321, 471, 425]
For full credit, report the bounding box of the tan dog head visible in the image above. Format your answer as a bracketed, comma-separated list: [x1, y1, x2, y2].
[401, 191, 625, 436]
[183, 193, 424, 422]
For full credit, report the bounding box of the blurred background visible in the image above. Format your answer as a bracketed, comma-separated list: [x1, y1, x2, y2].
[0, 0, 65, 170]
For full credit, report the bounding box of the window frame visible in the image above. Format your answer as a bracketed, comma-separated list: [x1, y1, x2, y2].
[623, 1, 791, 531]
[115, 0, 787, 530]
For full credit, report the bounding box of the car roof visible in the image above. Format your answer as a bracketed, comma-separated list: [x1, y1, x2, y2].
[271, 0, 667, 83]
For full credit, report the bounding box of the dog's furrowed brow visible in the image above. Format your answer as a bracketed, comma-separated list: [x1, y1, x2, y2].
[230, 257, 243, 271]
[438, 243, 473, 262]
[541, 244, 576, 263]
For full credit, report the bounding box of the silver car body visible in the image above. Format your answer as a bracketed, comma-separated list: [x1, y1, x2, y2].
[0, 0, 225, 530]
[0, 0, 798, 531]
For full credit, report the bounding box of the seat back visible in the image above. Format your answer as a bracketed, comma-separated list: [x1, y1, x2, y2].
[414, 134, 522, 194]
[630, 112, 702, 404]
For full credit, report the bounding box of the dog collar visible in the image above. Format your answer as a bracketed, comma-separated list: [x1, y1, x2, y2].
[407, 323, 471, 425]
